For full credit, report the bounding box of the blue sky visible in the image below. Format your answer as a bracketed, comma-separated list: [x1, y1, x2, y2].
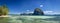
[0, 0, 60, 14]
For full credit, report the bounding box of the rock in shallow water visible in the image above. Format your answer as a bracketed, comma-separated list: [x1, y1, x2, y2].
[33, 8, 44, 15]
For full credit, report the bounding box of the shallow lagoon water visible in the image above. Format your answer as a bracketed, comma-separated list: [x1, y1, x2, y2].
[0, 15, 60, 23]
[7, 15, 60, 23]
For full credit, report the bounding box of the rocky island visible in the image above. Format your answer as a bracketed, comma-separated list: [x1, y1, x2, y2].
[33, 8, 44, 15]
[20, 8, 44, 15]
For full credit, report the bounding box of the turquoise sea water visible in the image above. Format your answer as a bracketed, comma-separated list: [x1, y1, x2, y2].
[8, 15, 60, 23]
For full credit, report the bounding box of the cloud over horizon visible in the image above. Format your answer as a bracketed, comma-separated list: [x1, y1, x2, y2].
[44, 11, 60, 14]
[9, 11, 60, 14]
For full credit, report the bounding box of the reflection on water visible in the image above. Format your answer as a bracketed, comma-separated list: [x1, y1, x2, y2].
[0, 15, 60, 23]
[0, 17, 9, 23]
[8, 15, 60, 23]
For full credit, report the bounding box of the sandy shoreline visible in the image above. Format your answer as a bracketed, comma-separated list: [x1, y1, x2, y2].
[0, 15, 9, 17]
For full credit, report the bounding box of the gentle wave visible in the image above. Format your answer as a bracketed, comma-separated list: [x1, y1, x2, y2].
[7, 15, 60, 23]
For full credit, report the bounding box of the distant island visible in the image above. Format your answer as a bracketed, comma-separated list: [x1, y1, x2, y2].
[20, 8, 44, 15]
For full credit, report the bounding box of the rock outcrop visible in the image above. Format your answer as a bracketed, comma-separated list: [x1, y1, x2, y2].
[33, 8, 44, 15]
[20, 8, 44, 15]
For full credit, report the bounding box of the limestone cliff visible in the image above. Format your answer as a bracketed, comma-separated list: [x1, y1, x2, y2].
[33, 8, 44, 15]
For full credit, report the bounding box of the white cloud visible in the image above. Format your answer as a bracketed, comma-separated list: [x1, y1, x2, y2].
[44, 11, 53, 14]
[40, 5, 43, 7]
[44, 11, 60, 14]
[9, 12, 20, 14]
[26, 10, 30, 11]
[26, 11, 33, 14]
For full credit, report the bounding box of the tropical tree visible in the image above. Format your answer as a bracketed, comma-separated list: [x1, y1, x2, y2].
[0, 4, 9, 16]
[0, 7, 2, 16]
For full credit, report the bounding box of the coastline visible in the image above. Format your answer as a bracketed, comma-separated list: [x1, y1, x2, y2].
[0, 15, 9, 17]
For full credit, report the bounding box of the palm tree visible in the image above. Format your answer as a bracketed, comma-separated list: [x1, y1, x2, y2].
[0, 7, 2, 16]
[0, 4, 9, 16]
